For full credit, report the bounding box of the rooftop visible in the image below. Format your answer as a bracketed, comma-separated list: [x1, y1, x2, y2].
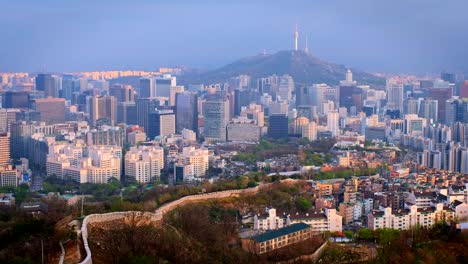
[250, 223, 310, 243]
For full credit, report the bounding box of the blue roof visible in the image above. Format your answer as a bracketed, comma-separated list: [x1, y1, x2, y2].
[250, 223, 310, 243]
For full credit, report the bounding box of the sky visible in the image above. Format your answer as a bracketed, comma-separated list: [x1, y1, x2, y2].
[1, 0, 468, 75]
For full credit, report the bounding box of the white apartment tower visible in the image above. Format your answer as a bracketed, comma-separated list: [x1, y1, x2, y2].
[125, 146, 164, 183]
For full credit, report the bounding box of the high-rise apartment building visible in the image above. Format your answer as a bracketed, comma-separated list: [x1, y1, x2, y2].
[177, 147, 209, 180]
[445, 98, 467, 126]
[428, 86, 453, 124]
[302, 121, 317, 141]
[418, 99, 438, 123]
[87, 126, 125, 147]
[386, 81, 404, 111]
[125, 146, 164, 183]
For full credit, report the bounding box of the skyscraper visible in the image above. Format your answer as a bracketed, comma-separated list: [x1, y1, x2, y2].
[147, 109, 175, 139]
[460, 81, 468, 99]
[445, 99, 467, 126]
[441, 72, 456, 84]
[155, 74, 176, 97]
[61, 75, 79, 101]
[203, 93, 230, 142]
[117, 101, 137, 125]
[109, 84, 135, 102]
[175, 92, 198, 135]
[418, 99, 438, 123]
[404, 98, 420, 115]
[35, 97, 66, 124]
[268, 114, 288, 138]
[276, 75, 294, 101]
[234, 89, 251, 116]
[339, 86, 362, 113]
[136, 98, 162, 132]
[2, 91, 30, 109]
[294, 24, 299, 51]
[0, 132, 10, 165]
[0, 109, 12, 132]
[428, 86, 453, 124]
[88, 95, 117, 126]
[35, 73, 60, 98]
[9, 121, 34, 159]
[169, 85, 185, 106]
[302, 121, 317, 141]
[139, 76, 155, 98]
[386, 81, 404, 111]
[327, 110, 339, 137]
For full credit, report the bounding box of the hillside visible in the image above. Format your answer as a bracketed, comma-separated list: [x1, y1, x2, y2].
[180, 50, 385, 86]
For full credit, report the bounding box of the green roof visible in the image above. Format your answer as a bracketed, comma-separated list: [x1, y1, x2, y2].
[251, 223, 310, 243]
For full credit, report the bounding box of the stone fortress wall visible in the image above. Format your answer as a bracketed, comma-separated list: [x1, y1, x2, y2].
[78, 182, 280, 264]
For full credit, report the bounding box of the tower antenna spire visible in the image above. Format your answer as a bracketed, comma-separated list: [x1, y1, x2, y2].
[305, 34, 309, 53]
[294, 24, 299, 51]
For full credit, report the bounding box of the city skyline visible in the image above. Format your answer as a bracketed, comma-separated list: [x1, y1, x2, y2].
[1, 0, 468, 74]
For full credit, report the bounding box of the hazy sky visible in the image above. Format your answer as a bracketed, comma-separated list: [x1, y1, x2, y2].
[1, 0, 467, 74]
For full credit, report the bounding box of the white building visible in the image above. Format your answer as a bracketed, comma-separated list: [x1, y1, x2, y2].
[253, 207, 342, 233]
[276, 74, 294, 101]
[254, 208, 286, 231]
[386, 80, 404, 111]
[227, 117, 261, 142]
[46, 144, 121, 183]
[127, 131, 147, 146]
[368, 203, 455, 230]
[125, 146, 164, 183]
[177, 147, 209, 180]
[302, 121, 317, 141]
[327, 110, 339, 137]
[181, 128, 196, 141]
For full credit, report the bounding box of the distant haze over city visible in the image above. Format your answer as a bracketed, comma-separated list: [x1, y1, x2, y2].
[1, 0, 468, 74]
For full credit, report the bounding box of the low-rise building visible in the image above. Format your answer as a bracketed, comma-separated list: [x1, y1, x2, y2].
[368, 203, 455, 230]
[253, 207, 342, 233]
[242, 223, 313, 254]
[226, 117, 260, 142]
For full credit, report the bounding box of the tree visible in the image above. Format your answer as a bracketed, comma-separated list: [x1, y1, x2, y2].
[344, 230, 354, 240]
[358, 228, 373, 241]
[295, 197, 312, 212]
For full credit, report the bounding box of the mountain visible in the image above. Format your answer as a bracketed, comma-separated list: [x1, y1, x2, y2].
[180, 50, 385, 86]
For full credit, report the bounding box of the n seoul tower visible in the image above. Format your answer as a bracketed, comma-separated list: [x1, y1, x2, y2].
[294, 24, 299, 51]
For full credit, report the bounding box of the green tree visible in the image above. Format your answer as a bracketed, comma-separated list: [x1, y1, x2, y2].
[358, 228, 373, 241]
[295, 197, 312, 212]
[344, 230, 354, 240]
